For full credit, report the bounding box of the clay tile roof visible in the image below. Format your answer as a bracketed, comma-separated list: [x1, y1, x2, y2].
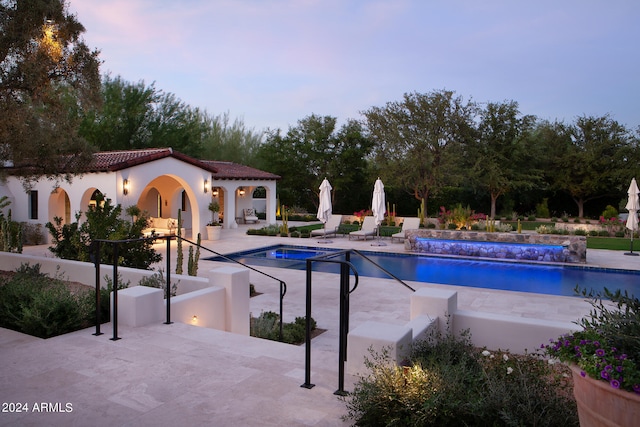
[88, 148, 218, 173]
[87, 148, 279, 180]
[201, 160, 280, 180]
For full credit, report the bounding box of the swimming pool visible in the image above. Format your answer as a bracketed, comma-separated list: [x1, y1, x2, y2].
[206, 244, 640, 297]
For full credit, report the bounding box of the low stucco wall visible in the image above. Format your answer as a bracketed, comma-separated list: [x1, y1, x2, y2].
[405, 229, 587, 263]
[0, 252, 249, 335]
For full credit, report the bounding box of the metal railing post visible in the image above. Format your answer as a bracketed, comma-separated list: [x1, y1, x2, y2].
[164, 236, 172, 324]
[92, 240, 103, 336]
[110, 243, 120, 341]
[301, 259, 315, 389]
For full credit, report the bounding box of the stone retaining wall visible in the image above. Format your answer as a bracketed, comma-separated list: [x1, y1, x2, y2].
[405, 229, 586, 263]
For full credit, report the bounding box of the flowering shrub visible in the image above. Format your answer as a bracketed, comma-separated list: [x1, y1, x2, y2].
[353, 209, 372, 224]
[545, 288, 640, 394]
[599, 215, 624, 236]
[344, 330, 578, 426]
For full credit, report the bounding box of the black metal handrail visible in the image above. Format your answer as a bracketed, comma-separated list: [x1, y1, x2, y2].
[301, 249, 414, 395]
[92, 234, 289, 341]
[178, 236, 288, 340]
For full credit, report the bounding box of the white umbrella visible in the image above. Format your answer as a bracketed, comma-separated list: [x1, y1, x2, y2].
[316, 178, 333, 242]
[624, 178, 640, 256]
[371, 178, 386, 246]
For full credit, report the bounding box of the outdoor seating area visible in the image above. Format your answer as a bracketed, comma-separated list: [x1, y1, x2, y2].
[243, 208, 259, 224]
[348, 216, 378, 240]
[391, 217, 422, 242]
[310, 214, 343, 237]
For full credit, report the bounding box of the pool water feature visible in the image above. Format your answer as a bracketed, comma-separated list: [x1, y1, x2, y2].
[206, 245, 640, 297]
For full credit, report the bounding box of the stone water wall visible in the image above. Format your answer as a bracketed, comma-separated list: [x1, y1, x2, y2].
[405, 229, 587, 263]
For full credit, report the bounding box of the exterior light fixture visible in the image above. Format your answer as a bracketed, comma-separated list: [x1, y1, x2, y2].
[212, 188, 219, 197]
[203, 179, 209, 194]
[238, 187, 245, 196]
[191, 315, 198, 324]
[122, 179, 129, 195]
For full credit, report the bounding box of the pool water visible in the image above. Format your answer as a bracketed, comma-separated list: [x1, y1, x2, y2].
[206, 245, 640, 297]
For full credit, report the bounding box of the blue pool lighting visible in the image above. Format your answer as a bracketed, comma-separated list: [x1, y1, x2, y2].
[206, 245, 640, 297]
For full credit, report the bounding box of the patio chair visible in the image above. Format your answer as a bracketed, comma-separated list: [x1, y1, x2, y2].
[311, 214, 343, 237]
[349, 216, 378, 240]
[391, 217, 422, 242]
[243, 208, 259, 224]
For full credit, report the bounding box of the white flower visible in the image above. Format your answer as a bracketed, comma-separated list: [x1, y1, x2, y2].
[507, 367, 513, 375]
[482, 350, 491, 357]
[503, 354, 509, 362]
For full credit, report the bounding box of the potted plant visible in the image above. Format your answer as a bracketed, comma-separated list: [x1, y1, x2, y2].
[545, 288, 640, 426]
[206, 201, 222, 240]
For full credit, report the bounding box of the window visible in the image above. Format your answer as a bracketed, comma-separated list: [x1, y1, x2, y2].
[29, 190, 38, 219]
[181, 190, 187, 212]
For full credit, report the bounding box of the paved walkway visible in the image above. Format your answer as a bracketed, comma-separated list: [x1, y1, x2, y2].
[2, 226, 639, 426]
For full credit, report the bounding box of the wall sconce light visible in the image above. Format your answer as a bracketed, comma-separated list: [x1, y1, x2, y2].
[122, 179, 129, 195]
[191, 315, 198, 324]
[212, 188, 219, 197]
[238, 187, 245, 197]
[203, 179, 209, 194]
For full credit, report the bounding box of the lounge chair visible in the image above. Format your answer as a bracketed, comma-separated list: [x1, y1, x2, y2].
[311, 214, 343, 237]
[243, 208, 259, 224]
[391, 217, 422, 242]
[349, 216, 378, 240]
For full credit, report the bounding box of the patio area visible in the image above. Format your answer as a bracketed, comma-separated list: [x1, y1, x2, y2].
[2, 224, 639, 426]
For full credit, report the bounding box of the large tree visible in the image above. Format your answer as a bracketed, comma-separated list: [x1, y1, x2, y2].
[257, 114, 372, 213]
[0, 0, 101, 184]
[363, 90, 477, 215]
[81, 75, 211, 158]
[467, 101, 540, 218]
[552, 115, 633, 218]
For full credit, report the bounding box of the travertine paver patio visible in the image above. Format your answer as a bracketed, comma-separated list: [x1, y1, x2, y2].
[2, 225, 638, 426]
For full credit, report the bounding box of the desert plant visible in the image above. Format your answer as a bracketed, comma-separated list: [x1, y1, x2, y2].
[138, 268, 178, 297]
[0, 264, 98, 338]
[344, 329, 578, 426]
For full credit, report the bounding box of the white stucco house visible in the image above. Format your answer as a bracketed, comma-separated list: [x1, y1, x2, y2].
[0, 148, 280, 241]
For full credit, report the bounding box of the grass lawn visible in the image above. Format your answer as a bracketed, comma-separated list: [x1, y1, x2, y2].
[586, 237, 640, 251]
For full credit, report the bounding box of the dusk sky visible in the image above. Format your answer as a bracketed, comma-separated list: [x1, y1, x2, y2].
[68, 0, 639, 133]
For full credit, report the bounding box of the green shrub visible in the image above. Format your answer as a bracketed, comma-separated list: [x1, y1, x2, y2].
[250, 311, 316, 345]
[447, 223, 457, 230]
[615, 231, 626, 238]
[0, 264, 100, 338]
[343, 330, 578, 426]
[573, 218, 581, 223]
[535, 198, 550, 218]
[426, 222, 436, 229]
[138, 269, 178, 297]
[290, 230, 300, 238]
[574, 229, 587, 236]
[601, 205, 619, 220]
[588, 230, 599, 237]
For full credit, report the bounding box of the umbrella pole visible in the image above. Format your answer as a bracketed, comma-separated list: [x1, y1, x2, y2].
[625, 231, 639, 256]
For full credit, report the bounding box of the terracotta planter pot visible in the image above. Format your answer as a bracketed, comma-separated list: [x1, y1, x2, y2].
[571, 365, 640, 427]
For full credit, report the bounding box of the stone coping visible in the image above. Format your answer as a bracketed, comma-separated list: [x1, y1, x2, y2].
[405, 229, 587, 263]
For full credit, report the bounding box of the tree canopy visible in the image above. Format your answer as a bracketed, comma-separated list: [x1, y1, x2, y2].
[0, 0, 101, 184]
[363, 90, 477, 213]
[257, 114, 373, 213]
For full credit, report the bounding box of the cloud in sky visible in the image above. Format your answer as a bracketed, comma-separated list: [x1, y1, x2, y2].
[68, 0, 639, 132]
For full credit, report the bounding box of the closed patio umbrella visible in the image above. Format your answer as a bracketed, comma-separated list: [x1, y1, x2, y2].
[316, 178, 333, 242]
[624, 178, 639, 256]
[371, 178, 386, 246]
